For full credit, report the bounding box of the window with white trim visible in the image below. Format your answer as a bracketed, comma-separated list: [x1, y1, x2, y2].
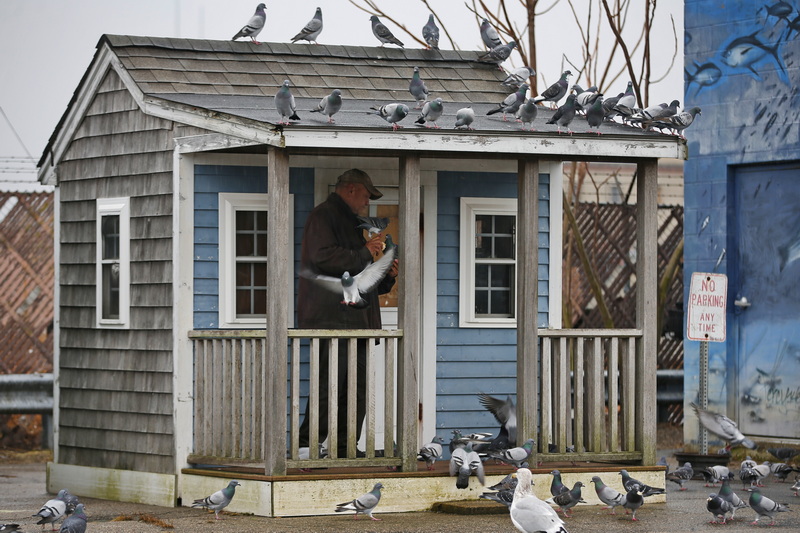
[96, 197, 130, 328]
[459, 197, 517, 327]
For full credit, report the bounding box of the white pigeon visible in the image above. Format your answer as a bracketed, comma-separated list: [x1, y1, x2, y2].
[309, 89, 342, 123]
[303, 244, 397, 307]
[231, 3, 267, 44]
[191, 480, 240, 520]
[274, 80, 300, 125]
[701, 465, 730, 486]
[449, 445, 485, 489]
[454, 106, 475, 130]
[368, 103, 409, 130]
[33, 490, 69, 530]
[502, 66, 536, 89]
[291, 7, 323, 44]
[334, 482, 383, 520]
[691, 402, 756, 449]
[510, 468, 569, 533]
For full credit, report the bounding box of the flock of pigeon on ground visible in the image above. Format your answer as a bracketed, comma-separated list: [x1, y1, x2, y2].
[232, 4, 701, 136]
[1, 397, 798, 532]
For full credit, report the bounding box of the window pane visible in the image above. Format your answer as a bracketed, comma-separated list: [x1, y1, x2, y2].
[491, 289, 510, 314]
[253, 289, 266, 316]
[475, 264, 488, 287]
[494, 215, 514, 234]
[101, 215, 120, 260]
[102, 263, 120, 319]
[494, 236, 514, 258]
[236, 263, 251, 286]
[475, 290, 488, 314]
[490, 264, 511, 287]
[236, 210, 254, 230]
[253, 262, 267, 283]
[236, 233, 254, 257]
[256, 214, 268, 257]
[236, 289, 251, 315]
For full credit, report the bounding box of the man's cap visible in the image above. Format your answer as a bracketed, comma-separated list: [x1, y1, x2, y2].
[336, 168, 383, 200]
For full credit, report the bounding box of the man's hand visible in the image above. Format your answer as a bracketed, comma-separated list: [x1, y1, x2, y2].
[365, 234, 384, 255]
[387, 259, 399, 278]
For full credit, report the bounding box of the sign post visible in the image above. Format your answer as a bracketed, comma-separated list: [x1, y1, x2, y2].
[687, 272, 728, 454]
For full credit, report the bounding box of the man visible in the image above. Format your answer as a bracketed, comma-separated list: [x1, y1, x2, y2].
[297, 169, 398, 457]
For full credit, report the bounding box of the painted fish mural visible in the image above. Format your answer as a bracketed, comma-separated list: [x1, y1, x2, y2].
[721, 31, 787, 82]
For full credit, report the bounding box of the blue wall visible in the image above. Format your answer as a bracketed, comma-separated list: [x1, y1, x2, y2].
[683, 0, 800, 442]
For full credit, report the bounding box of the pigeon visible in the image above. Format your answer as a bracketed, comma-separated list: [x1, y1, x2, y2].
[690, 402, 756, 449]
[590, 476, 625, 514]
[422, 14, 439, 49]
[478, 41, 517, 66]
[585, 93, 605, 134]
[549, 470, 569, 498]
[768, 447, 800, 462]
[486, 438, 535, 468]
[509, 468, 569, 533]
[656, 456, 670, 475]
[291, 7, 323, 44]
[612, 81, 637, 122]
[57, 504, 86, 533]
[533, 71, 572, 109]
[516, 99, 538, 131]
[791, 477, 800, 496]
[34, 489, 69, 530]
[573, 85, 599, 110]
[302, 244, 397, 307]
[750, 463, 772, 487]
[487, 84, 529, 121]
[502, 66, 536, 89]
[335, 482, 383, 520]
[667, 461, 694, 490]
[718, 474, 748, 519]
[629, 99, 679, 130]
[274, 80, 300, 125]
[370, 16, 403, 47]
[232, 3, 267, 44]
[191, 480, 241, 520]
[449, 445, 485, 489]
[622, 488, 644, 521]
[478, 393, 517, 448]
[309, 89, 342, 124]
[415, 98, 444, 128]
[546, 93, 578, 135]
[356, 216, 389, 237]
[741, 455, 758, 469]
[701, 465, 730, 486]
[707, 493, 734, 524]
[619, 469, 665, 496]
[769, 462, 800, 482]
[749, 487, 790, 525]
[61, 491, 79, 515]
[654, 107, 702, 138]
[602, 92, 623, 119]
[418, 435, 445, 470]
[548, 481, 585, 517]
[479, 18, 502, 49]
[368, 103, 409, 131]
[479, 489, 515, 507]
[454, 106, 475, 130]
[409, 67, 429, 109]
[489, 472, 518, 491]
[0, 525, 20, 532]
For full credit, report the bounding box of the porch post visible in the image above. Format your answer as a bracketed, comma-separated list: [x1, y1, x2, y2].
[398, 154, 420, 471]
[517, 158, 539, 455]
[265, 146, 290, 475]
[635, 159, 658, 465]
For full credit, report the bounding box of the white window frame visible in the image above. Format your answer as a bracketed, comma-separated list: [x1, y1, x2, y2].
[459, 197, 518, 328]
[218, 192, 294, 328]
[96, 197, 130, 329]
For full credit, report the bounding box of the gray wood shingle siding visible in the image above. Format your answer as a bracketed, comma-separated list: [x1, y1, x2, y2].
[57, 69, 177, 473]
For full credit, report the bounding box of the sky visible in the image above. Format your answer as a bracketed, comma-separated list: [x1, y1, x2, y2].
[0, 0, 684, 187]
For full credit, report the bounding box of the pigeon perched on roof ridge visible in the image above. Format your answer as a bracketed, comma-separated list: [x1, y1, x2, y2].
[232, 3, 267, 44]
[502, 66, 536, 89]
[309, 89, 342, 124]
[422, 14, 439, 50]
[533, 70, 572, 109]
[516, 98, 538, 131]
[546, 93, 578, 135]
[335, 482, 383, 520]
[191, 480, 241, 520]
[585, 93, 605, 135]
[487, 84, 529, 121]
[477, 41, 517, 66]
[415, 98, 444, 128]
[454, 106, 475, 130]
[368, 103, 409, 131]
[370, 16, 404, 47]
[291, 7, 323, 44]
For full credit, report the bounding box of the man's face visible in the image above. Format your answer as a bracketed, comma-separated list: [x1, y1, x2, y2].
[341, 183, 371, 216]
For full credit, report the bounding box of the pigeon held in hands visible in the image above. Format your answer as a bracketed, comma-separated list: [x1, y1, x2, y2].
[232, 3, 267, 44]
[192, 480, 241, 520]
[335, 482, 383, 520]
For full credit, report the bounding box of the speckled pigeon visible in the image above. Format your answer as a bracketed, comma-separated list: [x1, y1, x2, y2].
[309, 89, 342, 124]
[291, 7, 323, 44]
[232, 3, 266, 44]
[335, 482, 383, 520]
[533, 70, 572, 109]
[192, 480, 240, 520]
[422, 14, 439, 49]
[274, 80, 300, 125]
[667, 461, 694, 491]
[370, 16, 403, 47]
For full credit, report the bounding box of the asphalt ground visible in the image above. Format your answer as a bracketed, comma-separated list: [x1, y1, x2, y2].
[2, 459, 799, 532]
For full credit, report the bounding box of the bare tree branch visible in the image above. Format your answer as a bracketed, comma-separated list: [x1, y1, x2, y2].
[348, 0, 429, 49]
[600, 0, 642, 106]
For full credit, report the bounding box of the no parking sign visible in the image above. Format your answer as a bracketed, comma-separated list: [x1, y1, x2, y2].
[687, 272, 727, 342]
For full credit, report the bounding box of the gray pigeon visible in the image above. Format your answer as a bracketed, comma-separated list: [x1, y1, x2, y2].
[291, 7, 323, 44]
[533, 70, 572, 109]
[309, 89, 342, 123]
[418, 435, 445, 470]
[718, 475, 748, 520]
[602, 92, 623, 119]
[368, 103, 409, 130]
[700, 465, 730, 486]
[690, 402, 756, 449]
[667, 461, 694, 491]
[749, 488, 790, 526]
[486, 438, 535, 468]
[192, 480, 241, 520]
[502, 66, 536, 89]
[422, 14, 439, 49]
[415, 98, 444, 128]
[767, 447, 800, 462]
[409, 67, 429, 109]
[335, 482, 383, 520]
[656, 455, 670, 475]
[516, 98, 538, 131]
[769, 461, 800, 482]
[370, 16, 404, 47]
[590, 476, 625, 514]
[622, 488, 644, 521]
[34, 489, 69, 530]
[707, 493, 734, 524]
[585, 93, 605, 134]
[546, 93, 578, 134]
[274, 80, 300, 125]
[479, 18, 502, 49]
[629, 99, 679, 130]
[612, 81, 637, 122]
[232, 3, 267, 44]
[741, 455, 757, 469]
[509, 468, 568, 533]
[356, 216, 389, 237]
[477, 41, 517, 66]
[454, 106, 475, 130]
[549, 470, 570, 497]
[478, 489, 514, 507]
[548, 481, 585, 517]
[62, 491, 79, 515]
[301, 244, 397, 307]
[57, 504, 86, 533]
[486, 84, 529, 121]
[489, 472, 518, 491]
[619, 469, 665, 496]
[478, 393, 517, 447]
[449, 445, 485, 489]
[573, 84, 599, 110]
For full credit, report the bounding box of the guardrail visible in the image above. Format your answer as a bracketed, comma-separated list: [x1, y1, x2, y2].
[0, 373, 54, 448]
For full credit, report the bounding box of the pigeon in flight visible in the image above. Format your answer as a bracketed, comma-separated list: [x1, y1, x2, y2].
[478, 393, 517, 447]
[368, 103, 409, 130]
[690, 402, 756, 449]
[487, 84, 529, 121]
[335, 482, 383, 520]
[450, 445, 485, 489]
[57, 504, 86, 533]
[309, 89, 342, 124]
[415, 98, 444, 128]
[479, 18, 502, 49]
[510, 468, 569, 533]
[590, 476, 625, 514]
[422, 14, 439, 49]
[370, 16, 404, 47]
[418, 435, 445, 470]
[707, 493, 734, 524]
[192, 480, 241, 520]
[232, 3, 267, 44]
[409, 67, 429, 109]
[274, 80, 300, 125]
[748, 488, 790, 526]
[533, 71, 572, 109]
[454, 107, 475, 130]
[291, 7, 323, 44]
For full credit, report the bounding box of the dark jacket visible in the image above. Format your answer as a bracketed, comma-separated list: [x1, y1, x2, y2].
[297, 193, 395, 329]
